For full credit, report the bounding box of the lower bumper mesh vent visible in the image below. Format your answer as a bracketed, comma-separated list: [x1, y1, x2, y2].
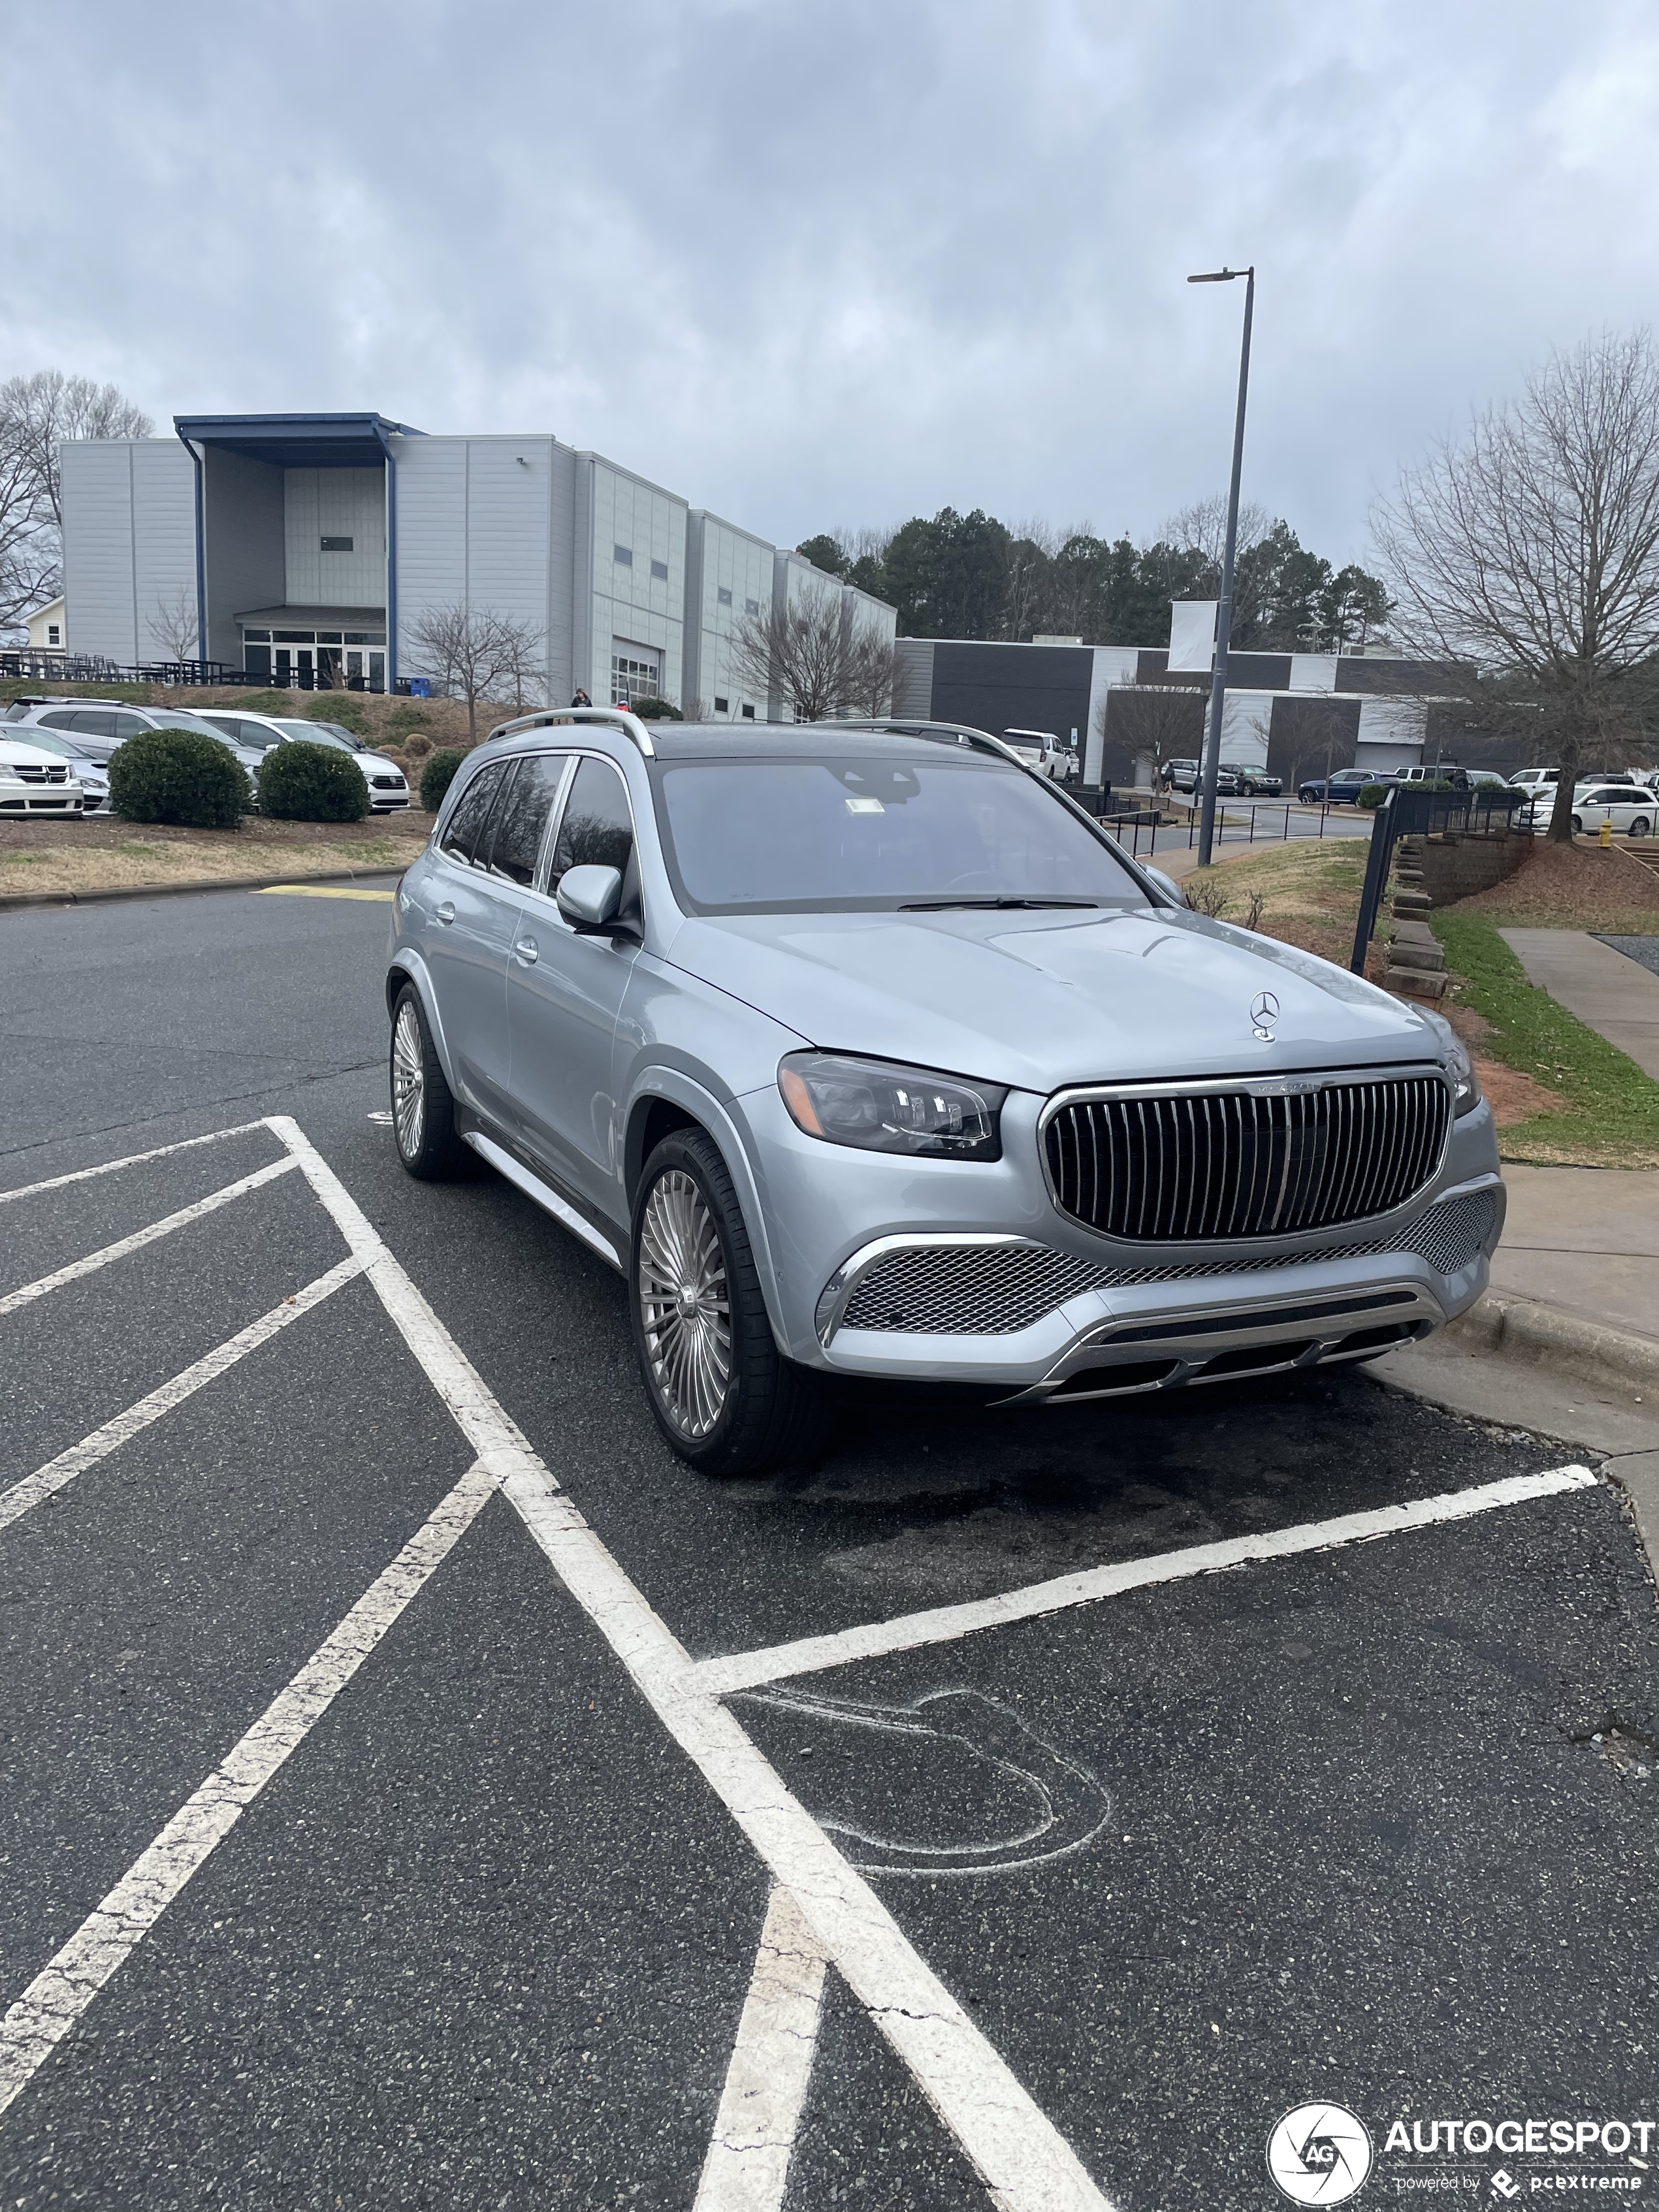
[833, 1188, 1499, 1337]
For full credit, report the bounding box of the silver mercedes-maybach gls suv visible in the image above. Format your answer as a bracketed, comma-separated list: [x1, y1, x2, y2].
[385, 709, 1501, 1474]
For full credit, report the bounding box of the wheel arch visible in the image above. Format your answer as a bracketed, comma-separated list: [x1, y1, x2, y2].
[385, 955, 460, 1093]
[622, 1072, 792, 1354]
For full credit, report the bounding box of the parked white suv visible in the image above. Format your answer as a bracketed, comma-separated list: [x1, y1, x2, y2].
[7, 700, 265, 796]
[196, 711, 410, 810]
[1001, 728, 1065, 778]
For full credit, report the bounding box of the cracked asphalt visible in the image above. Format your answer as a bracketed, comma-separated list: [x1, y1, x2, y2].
[3, 883, 1657, 2209]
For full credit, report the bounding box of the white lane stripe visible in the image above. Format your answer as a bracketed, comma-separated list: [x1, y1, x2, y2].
[0, 1457, 497, 2120]
[268, 1115, 1113, 2212]
[0, 1120, 275, 1207]
[685, 1465, 1599, 1699]
[0, 1257, 365, 1536]
[0, 1155, 300, 1317]
[694, 1887, 829, 2212]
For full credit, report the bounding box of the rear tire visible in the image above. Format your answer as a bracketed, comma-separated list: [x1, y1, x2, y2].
[1572, 815, 1583, 835]
[630, 1128, 826, 1477]
[390, 983, 467, 1179]
[1631, 817, 1651, 839]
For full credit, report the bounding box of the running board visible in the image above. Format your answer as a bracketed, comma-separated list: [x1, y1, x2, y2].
[461, 1130, 623, 1272]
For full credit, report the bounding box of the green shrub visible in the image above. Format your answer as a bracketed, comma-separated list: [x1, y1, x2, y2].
[1358, 782, 1389, 808]
[385, 703, 432, 741]
[231, 690, 295, 715]
[307, 694, 370, 736]
[631, 697, 683, 720]
[420, 747, 470, 812]
[109, 727, 247, 827]
[258, 741, 370, 821]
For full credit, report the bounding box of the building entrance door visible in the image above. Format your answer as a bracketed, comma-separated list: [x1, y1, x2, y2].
[344, 647, 386, 690]
[273, 643, 314, 686]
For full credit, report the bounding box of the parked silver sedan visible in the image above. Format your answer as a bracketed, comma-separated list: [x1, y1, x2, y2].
[385, 711, 1504, 1474]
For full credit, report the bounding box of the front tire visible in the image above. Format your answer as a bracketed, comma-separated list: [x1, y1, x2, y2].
[630, 1129, 825, 1477]
[1630, 817, 1651, 839]
[390, 983, 467, 1179]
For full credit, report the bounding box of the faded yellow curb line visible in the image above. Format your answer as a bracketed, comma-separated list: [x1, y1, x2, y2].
[0, 867, 408, 914]
[252, 883, 396, 902]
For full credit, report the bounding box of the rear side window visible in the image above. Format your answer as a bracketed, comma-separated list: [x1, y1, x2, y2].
[113, 713, 151, 740]
[40, 710, 80, 730]
[548, 757, 634, 892]
[439, 761, 509, 867]
[490, 754, 566, 887]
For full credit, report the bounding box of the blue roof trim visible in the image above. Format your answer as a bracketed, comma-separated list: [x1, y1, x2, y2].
[172, 411, 425, 467]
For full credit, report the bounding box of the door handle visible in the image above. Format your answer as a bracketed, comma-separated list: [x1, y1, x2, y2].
[435, 901, 455, 925]
[514, 937, 538, 964]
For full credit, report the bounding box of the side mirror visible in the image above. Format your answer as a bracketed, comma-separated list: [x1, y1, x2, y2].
[556, 863, 624, 931]
[1141, 864, 1185, 907]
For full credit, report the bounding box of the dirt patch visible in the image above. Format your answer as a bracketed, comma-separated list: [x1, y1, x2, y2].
[1455, 838, 1659, 930]
[1474, 1058, 1570, 1125]
[0, 809, 432, 897]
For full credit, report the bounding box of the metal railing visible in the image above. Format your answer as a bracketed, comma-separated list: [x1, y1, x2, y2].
[1094, 785, 1527, 864]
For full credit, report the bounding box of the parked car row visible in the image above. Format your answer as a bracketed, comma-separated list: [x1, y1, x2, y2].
[1162, 759, 1283, 797]
[0, 698, 410, 814]
[1519, 782, 1655, 836]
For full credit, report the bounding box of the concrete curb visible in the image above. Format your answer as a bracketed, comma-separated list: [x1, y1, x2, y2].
[0, 865, 410, 913]
[1441, 1292, 1659, 1393]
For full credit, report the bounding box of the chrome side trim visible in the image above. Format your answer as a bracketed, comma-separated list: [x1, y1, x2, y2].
[462, 1130, 624, 1271]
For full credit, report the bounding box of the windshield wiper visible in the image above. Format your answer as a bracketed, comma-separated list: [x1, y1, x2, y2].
[898, 895, 1099, 912]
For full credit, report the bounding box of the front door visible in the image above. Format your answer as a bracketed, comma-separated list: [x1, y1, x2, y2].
[507, 753, 641, 1217]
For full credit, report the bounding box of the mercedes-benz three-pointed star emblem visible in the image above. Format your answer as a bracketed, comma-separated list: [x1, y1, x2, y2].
[1251, 989, 1280, 1040]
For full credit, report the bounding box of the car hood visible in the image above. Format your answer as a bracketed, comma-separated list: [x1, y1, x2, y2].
[666, 905, 1442, 1093]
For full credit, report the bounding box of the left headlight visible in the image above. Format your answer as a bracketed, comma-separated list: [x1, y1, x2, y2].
[778, 1051, 1007, 1161]
[1443, 1032, 1482, 1117]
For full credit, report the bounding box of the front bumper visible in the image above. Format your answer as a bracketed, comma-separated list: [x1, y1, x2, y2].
[734, 1081, 1504, 1397]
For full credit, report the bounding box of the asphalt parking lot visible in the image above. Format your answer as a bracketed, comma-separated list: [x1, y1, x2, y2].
[3, 885, 1657, 2210]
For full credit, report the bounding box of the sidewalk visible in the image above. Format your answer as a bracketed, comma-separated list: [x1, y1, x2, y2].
[1500, 927, 1659, 1080]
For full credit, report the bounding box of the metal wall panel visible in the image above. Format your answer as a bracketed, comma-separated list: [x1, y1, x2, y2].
[129, 443, 199, 662]
[929, 640, 1093, 745]
[60, 440, 142, 665]
[283, 467, 386, 606]
[892, 639, 934, 718]
[202, 449, 284, 662]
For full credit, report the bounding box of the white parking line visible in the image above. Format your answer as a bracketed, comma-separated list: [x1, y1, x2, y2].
[0, 1156, 300, 1318]
[683, 1466, 1598, 1699]
[0, 1120, 276, 1207]
[0, 1459, 498, 2121]
[694, 1887, 830, 2212]
[0, 1256, 365, 1536]
[268, 1115, 1114, 2212]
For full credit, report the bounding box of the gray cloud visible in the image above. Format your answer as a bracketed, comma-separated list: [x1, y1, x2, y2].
[5, 0, 1658, 566]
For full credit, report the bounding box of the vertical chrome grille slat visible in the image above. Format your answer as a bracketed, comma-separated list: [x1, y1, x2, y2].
[1045, 1074, 1451, 1243]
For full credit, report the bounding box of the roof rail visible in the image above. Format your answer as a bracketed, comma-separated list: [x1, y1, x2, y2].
[807, 717, 1022, 766]
[485, 704, 656, 759]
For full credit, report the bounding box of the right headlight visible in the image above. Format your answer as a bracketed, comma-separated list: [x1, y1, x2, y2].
[778, 1051, 1007, 1161]
[1443, 1032, 1482, 1117]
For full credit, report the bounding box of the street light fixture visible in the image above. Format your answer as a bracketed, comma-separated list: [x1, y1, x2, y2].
[1185, 264, 1255, 867]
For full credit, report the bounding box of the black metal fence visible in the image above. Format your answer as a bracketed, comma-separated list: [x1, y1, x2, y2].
[0, 653, 408, 695]
[1091, 783, 1527, 867]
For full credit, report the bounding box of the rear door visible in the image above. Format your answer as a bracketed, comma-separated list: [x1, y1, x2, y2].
[422, 760, 520, 1122]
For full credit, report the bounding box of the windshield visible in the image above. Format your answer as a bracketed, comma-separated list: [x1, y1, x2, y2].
[653, 755, 1147, 915]
[276, 718, 367, 752]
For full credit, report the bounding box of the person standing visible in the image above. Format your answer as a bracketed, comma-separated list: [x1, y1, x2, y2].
[571, 688, 592, 708]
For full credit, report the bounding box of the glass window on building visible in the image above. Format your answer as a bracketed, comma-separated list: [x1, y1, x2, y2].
[610, 643, 662, 707]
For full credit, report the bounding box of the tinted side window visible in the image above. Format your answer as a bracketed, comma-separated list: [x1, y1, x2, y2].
[439, 762, 509, 866]
[112, 713, 150, 739]
[40, 710, 80, 730]
[490, 754, 566, 886]
[549, 758, 634, 891]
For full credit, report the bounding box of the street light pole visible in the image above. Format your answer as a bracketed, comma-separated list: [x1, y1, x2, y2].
[1187, 264, 1255, 868]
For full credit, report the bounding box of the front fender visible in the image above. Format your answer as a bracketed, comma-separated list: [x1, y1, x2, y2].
[623, 1066, 793, 1356]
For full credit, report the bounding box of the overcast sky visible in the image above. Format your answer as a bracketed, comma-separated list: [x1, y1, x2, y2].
[6, 0, 1656, 567]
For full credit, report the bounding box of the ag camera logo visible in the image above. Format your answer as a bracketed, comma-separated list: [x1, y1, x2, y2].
[1266, 2104, 1375, 2203]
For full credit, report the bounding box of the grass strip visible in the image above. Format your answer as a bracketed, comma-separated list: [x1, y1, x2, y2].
[1431, 909, 1659, 1166]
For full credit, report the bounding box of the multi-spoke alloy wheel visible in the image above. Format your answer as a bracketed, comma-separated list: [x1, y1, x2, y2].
[392, 998, 426, 1161]
[637, 1168, 733, 1438]
[388, 982, 465, 1179]
[628, 1129, 825, 1476]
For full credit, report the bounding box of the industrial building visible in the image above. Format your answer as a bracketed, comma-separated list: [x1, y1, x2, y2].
[895, 606, 1475, 788]
[57, 412, 895, 718]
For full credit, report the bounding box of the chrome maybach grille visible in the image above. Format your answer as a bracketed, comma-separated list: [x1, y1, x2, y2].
[1042, 1072, 1451, 1242]
[834, 1187, 1496, 1337]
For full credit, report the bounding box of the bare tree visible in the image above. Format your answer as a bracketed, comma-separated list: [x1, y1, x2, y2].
[1096, 682, 1207, 790]
[2, 370, 154, 530]
[150, 583, 201, 663]
[1, 368, 153, 628]
[728, 590, 880, 722]
[1372, 328, 1659, 841]
[407, 605, 546, 739]
[1161, 495, 1271, 573]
